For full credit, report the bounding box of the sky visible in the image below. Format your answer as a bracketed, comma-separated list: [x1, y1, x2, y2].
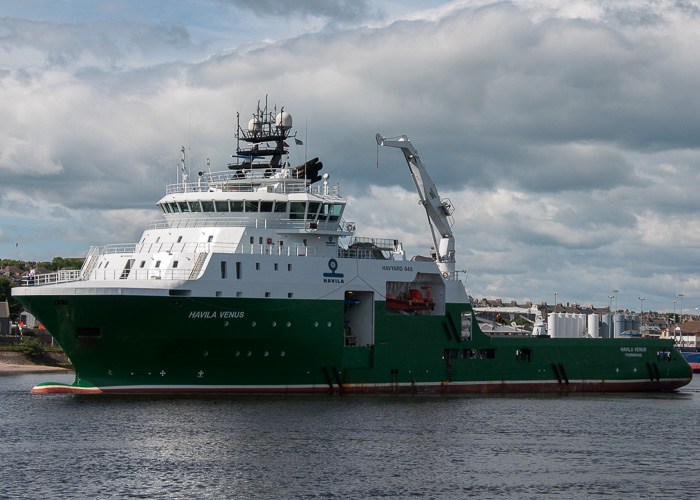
[1, 0, 700, 313]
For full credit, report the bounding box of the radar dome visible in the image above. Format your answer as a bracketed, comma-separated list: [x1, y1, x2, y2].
[275, 111, 292, 130]
[248, 117, 261, 133]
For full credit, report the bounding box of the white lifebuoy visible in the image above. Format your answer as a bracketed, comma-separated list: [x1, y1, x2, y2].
[442, 272, 449, 279]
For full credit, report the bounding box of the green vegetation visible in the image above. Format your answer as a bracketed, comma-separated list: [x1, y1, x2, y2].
[0, 277, 22, 319]
[38, 257, 84, 271]
[14, 337, 46, 357]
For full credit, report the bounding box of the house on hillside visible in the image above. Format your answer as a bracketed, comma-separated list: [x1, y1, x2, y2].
[0, 301, 10, 335]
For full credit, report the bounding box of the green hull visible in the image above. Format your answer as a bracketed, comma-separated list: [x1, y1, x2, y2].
[17, 294, 692, 394]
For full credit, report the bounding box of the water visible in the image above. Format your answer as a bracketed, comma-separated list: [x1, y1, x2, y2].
[1, 373, 699, 499]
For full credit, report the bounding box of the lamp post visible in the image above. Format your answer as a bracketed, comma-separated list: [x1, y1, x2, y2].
[639, 297, 645, 333]
[673, 300, 677, 345]
[608, 295, 614, 314]
[678, 293, 684, 346]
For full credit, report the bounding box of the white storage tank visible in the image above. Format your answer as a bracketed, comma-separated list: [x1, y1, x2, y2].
[614, 314, 625, 338]
[588, 314, 600, 338]
[600, 314, 611, 338]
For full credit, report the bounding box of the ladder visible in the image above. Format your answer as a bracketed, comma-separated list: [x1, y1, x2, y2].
[80, 250, 100, 280]
[189, 252, 208, 279]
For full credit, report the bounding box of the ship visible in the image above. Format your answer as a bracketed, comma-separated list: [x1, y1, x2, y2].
[13, 99, 692, 394]
[680, 349, 700, 373]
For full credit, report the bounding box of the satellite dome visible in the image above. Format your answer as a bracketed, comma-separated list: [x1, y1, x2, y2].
[248, 117, 261, 133]
[275, 111, 293, 130]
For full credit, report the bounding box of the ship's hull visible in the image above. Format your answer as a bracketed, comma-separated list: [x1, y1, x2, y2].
[680, 350, 700, 373]
[17, 293, 692, 394]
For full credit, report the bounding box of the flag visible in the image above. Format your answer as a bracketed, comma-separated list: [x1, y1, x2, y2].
[295, 138, 303, 145]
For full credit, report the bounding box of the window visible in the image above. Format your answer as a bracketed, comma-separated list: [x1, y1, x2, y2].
[290, 201, 306, 220]
[170, 203, 180, 213]
[307, 202, 321, 219]
[329, 204, 343, 221]
[140, 261, 145, 268]
[178, 202, 190, 213]
[231, 201, 243, 212]
[320, 203, 331, 220]
[256, 263, 260, 270]
[245, 200, 259, 212]
[208, 235, 213, 243]
[155, 261, 161, 268]
[177, 236, 182, 243]
[274, 263, 278, 271]
[215, 200, 229, 212]
[288, 263, 292, 271]
[161, 204, 170, 214]
[189, 201, 202, 212]
[236, 262, 241, 279]
[265, 292, 270, 297]
[201, 201, 215, 212]
[260, 201, 273, 212]
[173, 261, 179, 268]
[274, 201, 287, 213]
[221, 261, 227, 279]
[250, 237, 254, 244]
[258, 237, 263, 244]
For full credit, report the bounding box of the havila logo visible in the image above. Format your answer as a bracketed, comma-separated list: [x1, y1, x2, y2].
[323, 258, 344, 283]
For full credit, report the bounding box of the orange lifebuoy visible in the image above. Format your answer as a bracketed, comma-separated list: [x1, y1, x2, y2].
[267, 238, 273, 245]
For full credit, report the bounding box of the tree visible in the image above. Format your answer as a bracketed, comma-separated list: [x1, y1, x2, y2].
[0, 277, 23, 319]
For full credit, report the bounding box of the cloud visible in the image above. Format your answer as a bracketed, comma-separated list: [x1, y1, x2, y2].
[1, 0, 700, 310]
[223, 0, 385, 25]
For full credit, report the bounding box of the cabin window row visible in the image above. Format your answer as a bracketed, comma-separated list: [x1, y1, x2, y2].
[159, 200, 343, 220]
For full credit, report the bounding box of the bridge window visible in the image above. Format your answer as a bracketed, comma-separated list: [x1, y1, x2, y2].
[189, 201, 202, 212]
[215, 201, 229, 212]
[307, 202, 321, 219]
[290, 202, 306, 220]
[170, 203, 180, 213]
[178, 202, 190, 213]
[329, 204, 343, 221]
[231, 201, 243, 212]
[245, 201, 259, 212]
[274, 201, 287, 213]
[260, 201, 273, 212]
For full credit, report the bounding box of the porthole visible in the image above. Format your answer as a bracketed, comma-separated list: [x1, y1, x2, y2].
[281, 351, 285, 357]
[264, 351, 269, 357]
[286, 321, 291, 327]
[247, 351, 252, 357]
[314, 322, 318, 327]
[327, 322, 332, 327]
[272, 321, 277, 327]
[224, 321, 229, 327]
[252, 321, 256, 327]
[235, 351, 240, 357]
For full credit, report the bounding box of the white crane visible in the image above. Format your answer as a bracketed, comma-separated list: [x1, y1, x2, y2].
[375, 133, 456, 279]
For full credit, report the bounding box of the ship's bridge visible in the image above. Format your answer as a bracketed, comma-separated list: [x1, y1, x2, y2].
[158, 169, 346, 232]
